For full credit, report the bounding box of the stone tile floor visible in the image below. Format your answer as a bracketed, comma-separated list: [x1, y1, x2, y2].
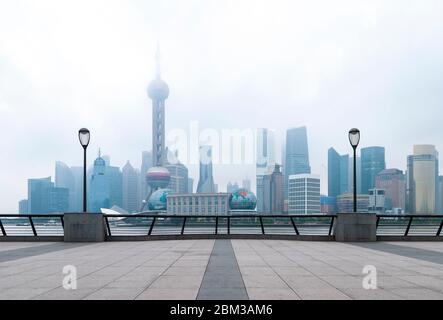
[0, 240, 442, 300]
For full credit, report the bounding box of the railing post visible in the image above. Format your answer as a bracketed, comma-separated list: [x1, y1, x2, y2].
[181, 217, 187, 235]
[148, 217, 157, 236]
[404, 216, 413, 236]
[328, 216, 334, 236]
[105, 216, 111, 236]
[437, 218, 443, 236]
[0, 218, 6, 236]
[259, 217, 265, 235]
[60, 216, 64, 230]
[29, 217, 37, 236]
[215, 216, 218, 235]
[290, 217, 299, 235]
[227, 217, 231, 235]
[376, 216, 380, 228]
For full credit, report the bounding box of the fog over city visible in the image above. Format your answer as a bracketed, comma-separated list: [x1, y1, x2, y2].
[1, 0, 442, 213]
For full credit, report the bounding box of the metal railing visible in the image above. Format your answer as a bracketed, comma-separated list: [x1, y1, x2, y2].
[0, 214, 64, 237]
[103, 214, 336, 237]
[377, 214, 443, 237]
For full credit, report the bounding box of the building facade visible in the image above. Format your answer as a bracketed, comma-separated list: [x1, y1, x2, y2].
[262, 164, 284, 214]
[375, 169, 406, 211]
[337, 193, 369, 213]
[28, 177, 69, 213]
[167, 193, 230, 215]
[320, 195, 336, 214]
[368, 188, 386, 212]
[288, 174, 320, 214]
[166, 162, 189, 194]
[18, 199, 28, 214]
[361, 146, 386, 194]
[256, 128, 276, 213]
[122, 161, 140, 213]
[328, 148, 350, 197]
[284, 127, 311, 198]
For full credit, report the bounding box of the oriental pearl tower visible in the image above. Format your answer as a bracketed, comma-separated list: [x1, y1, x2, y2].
[140, 46, 171, 212]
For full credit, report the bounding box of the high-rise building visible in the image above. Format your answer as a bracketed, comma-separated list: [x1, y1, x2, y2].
[375, 169, 406, 210]
[368, 188, 386, 212]
[328, 148, 350, 198]
[140, 151, 153, 204]
[288, 174, 320, 214]
[197, 145, 215, 193]
[284, 127, 311, 198]
[227, 182, 239, 193]
[122, 161, 140, 213]
[262, 164, 284, 214]
[28, 177, 69, 213]
[361, 146, 386, 194]
[55, 161, 84, 212]
[320, 195, 336, 214]
[89, 155, 109, 212]
[256, 128, 276, 213]
[18, 199, 28, 214]
[166, 162, 189, 194]
[438, 176, 443, 213]
[406, 155, 415, 213]
[409, 145, 439, 214]
[348, 156, 362, 194]
[107, 165, 123, 208]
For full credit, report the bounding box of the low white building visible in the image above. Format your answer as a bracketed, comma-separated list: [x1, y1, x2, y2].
[167, 193, 230, 215]
[368, 188, 386, 212]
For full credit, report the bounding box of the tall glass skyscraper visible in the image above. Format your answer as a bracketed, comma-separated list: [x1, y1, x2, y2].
[197, 145, 215, 193]
[328, 148, 349, 198]
[28, 177, 69, 213]
[361, 146, 386, 194]
[256, 128, 275, 213]
[122, 161, 140, 213]
[284, 127, 311, 198]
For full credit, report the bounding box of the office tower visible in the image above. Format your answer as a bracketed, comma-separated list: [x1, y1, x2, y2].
[18, 199, 28, 214]
[368, 188, 386, 212]
[55, 161, 79, 212]
[148, 48, 169, 167]
[262, 164, 284, 214]
[242, 178, 251, 191]
[328, 148, 350, 198]
[102, 155, 111, 167]
[406, 155, 414, 213]
[410, 145, 439, 214]
[227, 182, 239, 193]
[361, 146, 386, 194]
[89, 154, 110, 212]
[70, 167, 83, 212]
[288, 174, 320, 214]
[284, 127, 311, 198]
[107, 165, 123, 208]
[140, 151, 153, 207]
[375, 169, 406, 210]
[336, 193, 369, 213]
[122, 161, 140, 213]
[256, 128, 276, 213]
[28, 177, 69, 213]
[188, 178, 194, 194]
[166, 162, 189, 194]
[348, 156, 362, 194]
[197, 145, 215, 193]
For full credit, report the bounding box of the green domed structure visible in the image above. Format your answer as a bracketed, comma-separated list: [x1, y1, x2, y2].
[229, 188, 257, 210]
[148, 189, 172, 211]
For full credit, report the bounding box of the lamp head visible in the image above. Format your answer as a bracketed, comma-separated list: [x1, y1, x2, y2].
[348, 128, 360, 149]
[78, 128, 90, 148]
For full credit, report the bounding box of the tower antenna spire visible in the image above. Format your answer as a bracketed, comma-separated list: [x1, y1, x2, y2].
[155, 40, 161, 79]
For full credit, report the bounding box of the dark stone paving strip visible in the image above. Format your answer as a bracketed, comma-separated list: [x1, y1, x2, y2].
[197, 240, 248, 300]
[351, 243, 443, 265]
[0, 243, 90, 263]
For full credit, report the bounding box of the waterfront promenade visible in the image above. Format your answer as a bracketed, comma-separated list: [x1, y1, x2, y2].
[1, 240, 443, 300]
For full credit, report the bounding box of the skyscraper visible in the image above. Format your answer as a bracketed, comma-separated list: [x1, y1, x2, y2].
[256, 128, 276, 213]
[361, 146, 386, 194]
[89, 154, 109, 212]
[107, 165, 123, 208]
[262, 164, 284, 214]
[188, 178, 194, 194]
[18, 199, 28, 214]
[284, 127, 311, 198]
[227, 182, 239, 193]
[288, 174, 320, 214]
[166, 162, 189, 194]
[438, 176, 443, 213]
[197, 145, 216, 193]
[375, 169, 406, 210]
[328, 148, 350, 198]
[122, 161, 140, 213]
[148, 48, 169, 168]
[28, 177, 69, 213]
[410, 145, 439, 214]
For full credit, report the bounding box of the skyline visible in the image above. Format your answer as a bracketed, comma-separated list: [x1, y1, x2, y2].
[1, 0, 443, 213]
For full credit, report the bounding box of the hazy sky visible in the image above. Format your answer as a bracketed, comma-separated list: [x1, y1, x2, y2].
[1, 0, 442, 213]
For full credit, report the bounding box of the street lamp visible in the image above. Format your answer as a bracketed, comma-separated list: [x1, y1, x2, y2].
[348, 128, 360, 213]
[78, 128, 90, 213]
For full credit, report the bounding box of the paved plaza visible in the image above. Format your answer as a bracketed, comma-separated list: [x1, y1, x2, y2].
[1, 240, 443, 300]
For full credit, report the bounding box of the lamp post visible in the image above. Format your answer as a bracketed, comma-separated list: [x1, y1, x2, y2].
[348, 128, 360, 213]
[78, 128, 90, 213]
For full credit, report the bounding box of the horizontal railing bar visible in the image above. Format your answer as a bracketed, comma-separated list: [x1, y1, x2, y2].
[103, 214, 338, 218]
[0, 214, 64, 218]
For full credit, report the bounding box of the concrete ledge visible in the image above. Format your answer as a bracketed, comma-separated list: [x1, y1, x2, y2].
[334, 212, 377, 242]
[0, 236, 64, 242]
[377, 236, 443, 241]
[64, 213, 106, 242]
[106, 234, 335, 241]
